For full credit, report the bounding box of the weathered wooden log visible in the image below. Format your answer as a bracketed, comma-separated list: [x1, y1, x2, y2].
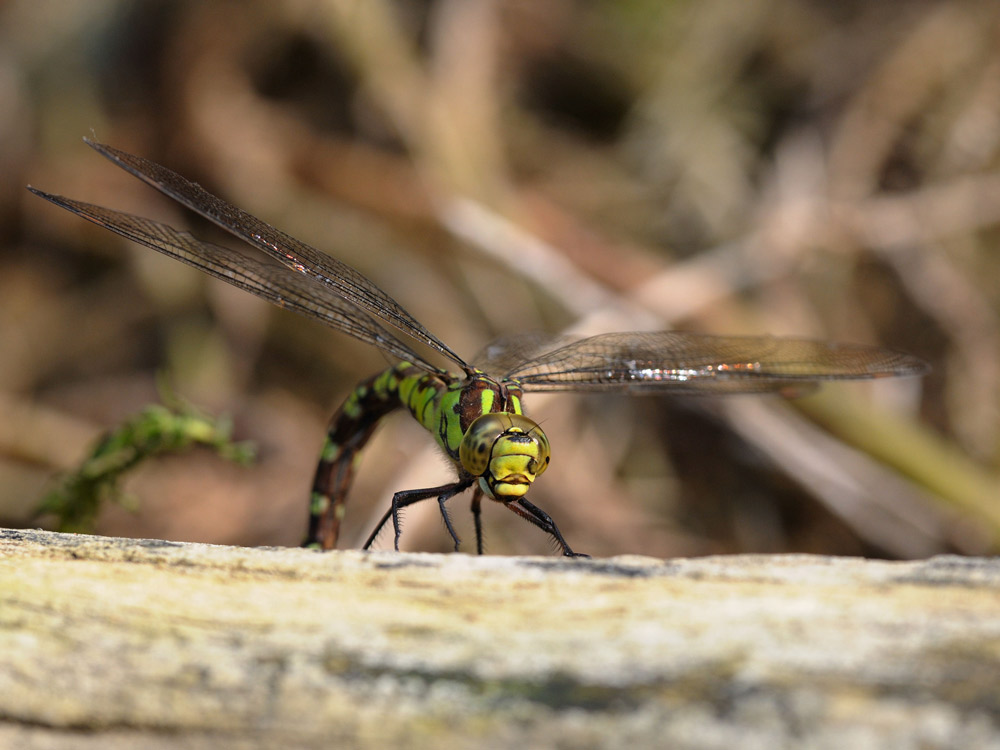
[1, 528, 998, 749]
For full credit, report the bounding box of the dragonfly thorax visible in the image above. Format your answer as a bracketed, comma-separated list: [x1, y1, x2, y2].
[459, 413, 550, 502]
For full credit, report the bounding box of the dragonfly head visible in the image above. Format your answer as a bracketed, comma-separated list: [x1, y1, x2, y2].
[459, 413, 550, 501]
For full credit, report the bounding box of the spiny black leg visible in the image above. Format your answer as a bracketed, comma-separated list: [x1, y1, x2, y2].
[362, 479, 473, 551]
[438, 494, 461, 552]
[363, 486, 444, 551]
[470, 488, 485, 555]
[427, 481, 475, 551]
[505, 497, 589, 558]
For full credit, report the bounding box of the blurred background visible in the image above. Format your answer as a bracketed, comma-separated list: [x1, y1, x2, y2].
[2, 0, 999, 558]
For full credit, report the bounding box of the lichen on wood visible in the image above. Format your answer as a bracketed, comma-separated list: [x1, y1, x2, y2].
[1, 528, 999, 749]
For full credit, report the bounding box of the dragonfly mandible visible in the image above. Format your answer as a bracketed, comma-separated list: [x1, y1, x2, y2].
[29, 140, 928, 556]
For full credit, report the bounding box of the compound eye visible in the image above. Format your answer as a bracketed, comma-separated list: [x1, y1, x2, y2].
[532, 444, 552, 477]
[460, 414, 508, 476]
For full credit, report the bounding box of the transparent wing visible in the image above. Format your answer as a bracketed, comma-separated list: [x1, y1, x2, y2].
[473, 331, 576, 376]
[27, 189, 441, 372]
[79, 139, 470, 371]
[504, 331, 928, 393]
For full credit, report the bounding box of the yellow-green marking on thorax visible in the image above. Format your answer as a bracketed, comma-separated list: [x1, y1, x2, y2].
[356, 363, 529, 465]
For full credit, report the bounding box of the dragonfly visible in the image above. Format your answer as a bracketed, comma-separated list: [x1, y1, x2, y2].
[29, 139, 928, 556]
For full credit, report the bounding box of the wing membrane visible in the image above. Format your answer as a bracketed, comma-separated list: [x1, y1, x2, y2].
[505, 331, 928, 393]
[473, 331, 575, 376]
[28, 189, 440, 371]
[80, 139, 469, 371]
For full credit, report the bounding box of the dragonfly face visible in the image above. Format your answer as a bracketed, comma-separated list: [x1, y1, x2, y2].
[28, 140, 928, 556]
[459, 412, 551, 501]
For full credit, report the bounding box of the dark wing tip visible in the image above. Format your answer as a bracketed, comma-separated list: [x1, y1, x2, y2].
[26, 185, 59, 203]
[849, 347, 930, 379]
[894, 357, 931, 378]
[83, 137, 121, 164]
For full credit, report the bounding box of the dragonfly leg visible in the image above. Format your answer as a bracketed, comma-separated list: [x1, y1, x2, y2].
[504, 498, 588, 558]
[470, 487, 485, 555]
[437, 493, 462, 552]
[362, 478, 475, 551]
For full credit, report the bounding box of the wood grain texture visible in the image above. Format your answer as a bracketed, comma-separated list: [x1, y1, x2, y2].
[2, 528, 999, 749]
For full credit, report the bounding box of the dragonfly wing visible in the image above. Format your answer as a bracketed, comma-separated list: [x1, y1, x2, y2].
[473, 331, 577, 376]
[81, 139, 470, 371]
[506, 331, 928, 393]
[28, 189, 440, 371]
